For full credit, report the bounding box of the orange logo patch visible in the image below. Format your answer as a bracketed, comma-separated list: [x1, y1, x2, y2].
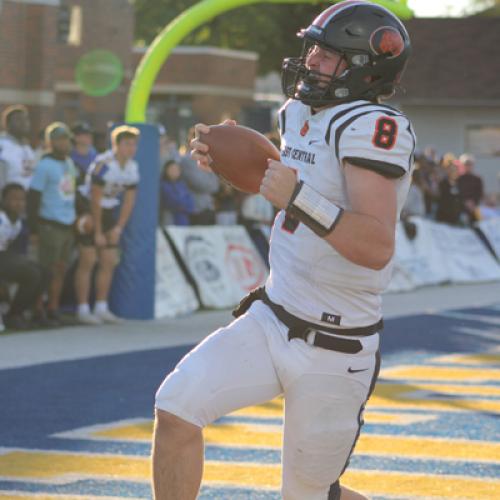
[369, 26, 405, 59]
[300, 120, 310, 136]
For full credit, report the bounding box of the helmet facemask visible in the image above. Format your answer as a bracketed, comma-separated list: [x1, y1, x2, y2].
[282, 37, 397, 108]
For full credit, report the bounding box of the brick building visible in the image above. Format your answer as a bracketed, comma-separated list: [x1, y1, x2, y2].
[0, 0, 258, 145]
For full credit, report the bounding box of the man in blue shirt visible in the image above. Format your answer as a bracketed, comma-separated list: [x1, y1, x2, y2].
[27, 122, 77, 324]
[70, 121, 97, 185]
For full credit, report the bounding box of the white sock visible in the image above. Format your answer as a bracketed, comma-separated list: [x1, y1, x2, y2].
[95, 301, 108, 314]
[78, 303, 90, 315]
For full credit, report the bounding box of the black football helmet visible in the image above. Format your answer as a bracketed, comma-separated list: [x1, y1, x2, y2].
[282, 0, 411, 107]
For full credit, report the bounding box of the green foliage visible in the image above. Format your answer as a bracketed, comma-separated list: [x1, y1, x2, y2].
[133, 0, 333, 74]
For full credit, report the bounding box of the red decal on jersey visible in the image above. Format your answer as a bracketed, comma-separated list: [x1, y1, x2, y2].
[300, 120, 310, 137]
[372, 117, 398, 150]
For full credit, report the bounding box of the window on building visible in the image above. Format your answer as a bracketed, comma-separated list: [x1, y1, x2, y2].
[68, 6, 82, 46]
[466, 125, 500, 157]
[57, 5, 82, 46]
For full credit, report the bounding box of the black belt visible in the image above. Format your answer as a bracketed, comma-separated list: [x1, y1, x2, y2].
[261, 290, 382, 354]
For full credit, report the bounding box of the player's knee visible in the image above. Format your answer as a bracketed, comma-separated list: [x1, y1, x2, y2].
[154, 409, 201, 449]
[288, 421, 358, 489]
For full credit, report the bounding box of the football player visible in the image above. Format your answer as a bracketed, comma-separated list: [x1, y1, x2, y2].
[154, 2, 416, 499]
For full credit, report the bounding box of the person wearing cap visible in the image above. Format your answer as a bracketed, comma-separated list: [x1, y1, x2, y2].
[70, 121, 97, 185]
[74, 125, 140, 325]
[27, 122, 77, 325]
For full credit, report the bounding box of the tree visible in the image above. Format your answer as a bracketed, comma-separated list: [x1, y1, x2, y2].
[133, 0, 332, 74]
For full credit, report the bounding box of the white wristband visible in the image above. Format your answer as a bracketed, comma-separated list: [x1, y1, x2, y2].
[287, 182, 343, 237]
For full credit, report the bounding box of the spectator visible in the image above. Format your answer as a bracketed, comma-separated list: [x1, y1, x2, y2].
[159, 159, 194, 226]
[215, 182, 239, 225]
[0, 105, 36, 191]
[179, 127, 219, 225]
[74, 125, 140, 325]
[436, 161, 464, 225]
[158, 124, 180, 164]
[27, 122, 77, 325]
[0, 184, 49, 330]
[417, 153, 440, 217]
[457, 154, 484, 224]
[402, 168, 426, 218]
[70, 121, 97, 185]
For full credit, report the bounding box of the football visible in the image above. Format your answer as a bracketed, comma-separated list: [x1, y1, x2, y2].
[198, 125, 280, 194]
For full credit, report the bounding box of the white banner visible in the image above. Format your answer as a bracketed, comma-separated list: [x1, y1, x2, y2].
[166, 226, 268, 309]
[478, 217, 500, 259]
[428, 220, 500, 283]
[155, 229, 199, 318]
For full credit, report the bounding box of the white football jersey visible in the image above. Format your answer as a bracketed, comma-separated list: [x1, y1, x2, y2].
[266, 99, 416, 327]
[79, 150, 139, 209]
[0, 211, 22, 251]
[0, 134, 36, 190]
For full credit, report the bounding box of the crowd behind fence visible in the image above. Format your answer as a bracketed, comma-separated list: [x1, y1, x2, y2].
[0, 104, 498, 331]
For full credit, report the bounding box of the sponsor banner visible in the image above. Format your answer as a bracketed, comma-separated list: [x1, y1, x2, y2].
[478, 217, 500, 258]
[428, 220, 500, 283]
[387, 218, 500, 293]
[166, 226, 268, 308]
[155, 229, 199, 318]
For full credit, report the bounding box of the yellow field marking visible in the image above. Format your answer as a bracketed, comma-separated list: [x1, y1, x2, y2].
[90, 421, 500, 462]
[380, 365, 500, 382]
[395, 382, 500, 397]
[0, 494, 143, 500]
[432, 353, 500, 366]
[0, 451, 499, 499]
[363, 411, 435, 425]
[230, 398, 283, 418]
[371, 384, 500, 413]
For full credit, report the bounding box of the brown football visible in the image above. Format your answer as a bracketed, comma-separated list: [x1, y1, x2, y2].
[198, 125, 280, 194]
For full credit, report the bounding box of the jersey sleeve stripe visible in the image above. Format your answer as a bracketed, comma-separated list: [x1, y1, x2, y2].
[334, 109, 400, 161]
[406, 120, 417, 170]
[325, 103, 402, 146]
[325, 103, 376, 145]
[343, 156, 406, 178]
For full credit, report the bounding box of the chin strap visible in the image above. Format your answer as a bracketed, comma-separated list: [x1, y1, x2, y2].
[286, 181, 344, 237]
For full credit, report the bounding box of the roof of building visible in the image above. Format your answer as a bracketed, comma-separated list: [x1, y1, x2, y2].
[399, 18, 500, 104]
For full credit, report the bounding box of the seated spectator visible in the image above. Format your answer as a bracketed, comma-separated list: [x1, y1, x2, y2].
[402, 168, 426, 218]
[74, 126, 140, 325]
[215, 183, 239, 225]
[160, 159, 194, 226]
[457, 154, 484, 224]
[0, 183, 48, 330]
[0, 105, 36, 191]
[436, 161, 464, 225]
[71, 122, 97, 185]
[180, 127, 219, 225]
[27, 122, 77, 326]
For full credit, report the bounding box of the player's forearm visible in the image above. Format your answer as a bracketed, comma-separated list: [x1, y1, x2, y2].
[117, 189, 136, 228]
[324, 211, 395, 270]
[90, 188, 103, 234]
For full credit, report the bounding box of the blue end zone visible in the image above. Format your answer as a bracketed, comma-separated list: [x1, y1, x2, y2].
[0, 304, 498, 499]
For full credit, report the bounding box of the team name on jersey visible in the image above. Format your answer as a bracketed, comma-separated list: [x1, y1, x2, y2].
[281, 145, 316, 165]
